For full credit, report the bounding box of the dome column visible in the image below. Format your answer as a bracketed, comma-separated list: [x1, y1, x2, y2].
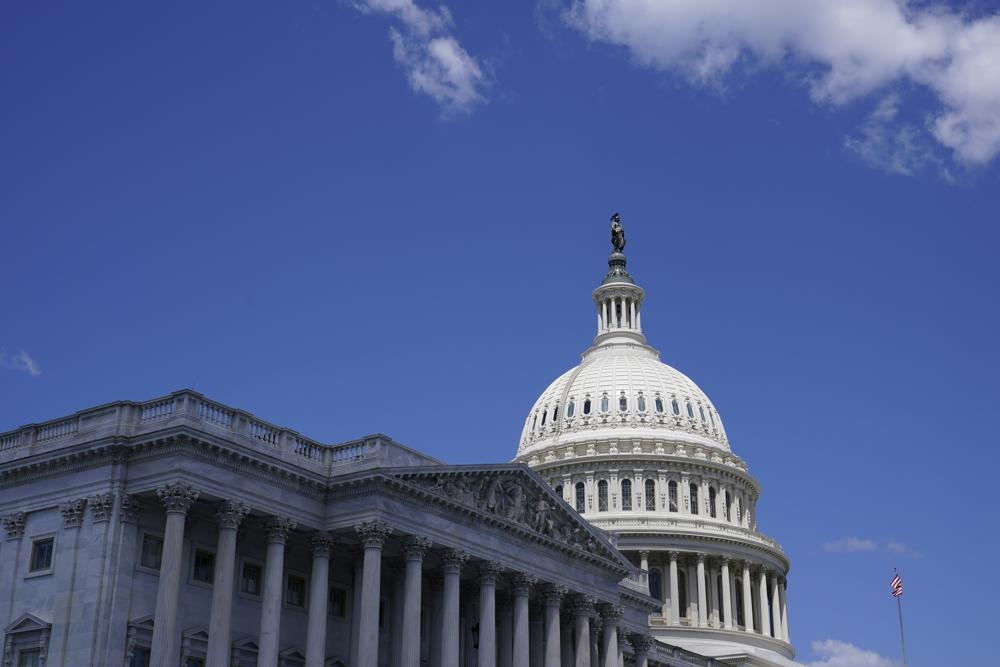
[740, 561, 755, 633]
[779, 578, 790, 642]
[720, 557, 733, 630]
[757, 568, 771, 637]
[668, 552, 680, 626]
[770, 573, 782, 639]
[696, 554, 708, 627]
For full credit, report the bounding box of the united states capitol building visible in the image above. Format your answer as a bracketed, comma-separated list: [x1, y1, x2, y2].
[0, 218, 800, 667]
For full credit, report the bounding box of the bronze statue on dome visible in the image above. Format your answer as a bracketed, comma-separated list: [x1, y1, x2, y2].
[610, 213, 626, 253]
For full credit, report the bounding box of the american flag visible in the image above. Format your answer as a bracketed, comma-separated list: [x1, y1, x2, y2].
[890, 573, 903, 598]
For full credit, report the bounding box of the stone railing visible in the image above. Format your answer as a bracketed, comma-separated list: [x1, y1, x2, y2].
[620, 568, 650, 594]
[601, 515, 782, 551]
[0, 390, 402, 475]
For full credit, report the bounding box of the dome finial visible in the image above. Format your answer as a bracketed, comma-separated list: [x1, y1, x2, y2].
[610, 212, 626, 253]
[602, 212, 633, 285]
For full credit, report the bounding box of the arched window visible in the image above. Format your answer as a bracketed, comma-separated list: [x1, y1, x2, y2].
[575, 482, 585, 513]
[540, 410, 547, 426]
[598, 480, 609, 511]
[678, 569, 688, 619]
[567, 401, 575, 418]
[686, 401, 694, 418]
[709, 409, 716, 426]
[649, 569, 663, 601]
[645, 479, 656, 511]
[532, 414, 537, 431]
[600, 394, 609, 413]
[735, 579, 745, 627]
[671, 399, 680, 415]
[621, 479, 632, 511]
[555, 484, 563, 499]
[724, 491, 732, 522]
[552, 406, 559, 421]
[637, 394, 646, 412]
[668, 481, 678, 512]
[618, 393, 628, 412]
[690, 483, 699, 515]
[709, 487, 717, 518]
[583, 398, 592, 415]
[654, 395, 664, 413]
[699, 406, 706, 422]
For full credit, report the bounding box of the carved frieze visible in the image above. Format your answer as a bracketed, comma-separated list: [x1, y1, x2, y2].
[87, 493, 115, 523]
[216, 500, 250, 530]
[265, 516, 297, 544]
[59, 499, 86, 528]
[355, 520, 392, 548]
[2, 512, 24, 540]
[156, 483, 199, 514]
[120, 495, 143, 523]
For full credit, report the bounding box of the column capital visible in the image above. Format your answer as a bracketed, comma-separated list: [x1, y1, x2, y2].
[718, 555, 731, 567]
[668, 550, 680, 562]
[638, 549, 650, 560]
[542, 583, 568, 606]
[87, 493, 115, 523]
[355, 520, 392, 547]
[511, 572, 537, 595]
[59, 498, 86, 528]
[120, 495, 143, 524]
[216, 501, 251, 530]
[739, 558, 754, 571]
[2, 512, 24, 540]
[569, 594, 597, 616]
[402, 535, 433, 561]
[311, 531, 334, 557]
[156, 483, 199, 514]
[440, 548, 469, 573]
[628, 634, 654, 655]
[695, 552, 707, 565]
[479, 560, 505, 584]
[265, 516, 297, 544]
[616, 626, 627, 643]
[598, 603, 624, 621]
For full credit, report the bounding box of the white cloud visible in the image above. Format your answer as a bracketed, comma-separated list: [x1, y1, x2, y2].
[823, 537, 879, 553]
[561, 0, 1000, 166]
[844, 94, 940, 176]
[807, 639, 901, 667]
[354, 0, 488, 115]
[0, 348, 41, 377]
[885, 540, 921, 558]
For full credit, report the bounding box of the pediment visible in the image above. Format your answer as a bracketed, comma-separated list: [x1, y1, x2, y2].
[127, 615, 155, 631]
[183, 626, 209, 641]
[325, 659, 347, 667]
[279, 646, 306, 663]
[4, 612, 50, 634]
[232, 637, 259, 651]
[387, 464, 631, 571]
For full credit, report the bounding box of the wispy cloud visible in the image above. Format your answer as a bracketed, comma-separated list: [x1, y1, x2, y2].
[560, 0, 1000, 169]
[844, 94, 941, 177]
[823, 537, 921, 558]
[806, 639, 901, 667]
[0, 348, 41, 377]
[353, 0, 489, 115]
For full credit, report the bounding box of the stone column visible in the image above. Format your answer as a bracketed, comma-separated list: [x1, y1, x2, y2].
[440, 549, 468, 667]
[350, 552, 364, 664]
[206, 501, 250, 667]
[102, 496, 143, 667]
[498, 593, 513, 667]
[589, 618, 599, 667]
[428, 574, 444, 667]
[355, 521, 392, 667]
[529, 603, 544, 667]
[560, 612, 573, 667]
[401, 536, 431, 667]
[615, 628, 625, 667]
[757, 568, 771, 637]
[695, 554, 708, 627]
[720, 558, 733, 630]
[479, 561, 503, 667]
[770, 572, 782, 639]
[707, 564, 719, 627]
[259, 516, 296, 666]
[512, 574, 535, 667]
[150, 483, 199, 667]
[740, 561, 754, 632]
[305, 532, 333, 667]
[638, 550, 649, 573]
[572, 596, 594, 667]
[599, 605, 621, 667]
[668, 552, 680, 625]
[628, 635, 652, 667]
[779, 578, 790, 642]
[543, 585, 566, 667]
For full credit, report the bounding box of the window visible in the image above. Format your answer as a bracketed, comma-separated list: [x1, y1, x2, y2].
[140, 534, 163, 571]
[671, 399, 680, 415]
[554, 484, 563, 499]
[654, 396, 664, 413]
[574, 482, 585, 513]
[644, 479, 656, 511]
[699, 406, 706, 422]
[185, 660, 204, 667]
[552, 406, 559, 421]
[690, 484, 699, 515]
[29, 537, 54, 573]
[709, 487, 717, 518]
[668, 481, 678, 512]
[600, 394, 609, 413]
[540, 410, 547, 426]
[567, 400, 575, 417]
[531, 415, 537, 431]
[329, 586, 347, 618]
[678, 570, 688, 618]
[286, 574, 306, 608]
[129, 648, 151, 667]
[583, 398, 591, 415]
[709, 410, 716, 426]
[18, 650, 40, 667]
[597, 480, 608, 511]
[735, 581, 745, 627]
[724, 491, 732, 522]
[648, 569, 663, 601]
[637, 394, 646, 412]
[241, 562, 262, 596]
[618, 394, 628, 412]
[192, 549, 215, 584]
[686, 401, 694, 418]
[621, 479, 632, 511]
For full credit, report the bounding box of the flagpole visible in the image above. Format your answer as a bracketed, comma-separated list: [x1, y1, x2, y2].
[894, 569, 908, 667]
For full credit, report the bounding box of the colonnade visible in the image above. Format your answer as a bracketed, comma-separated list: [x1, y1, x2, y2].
[141, 483, 657, 667]
[637, 550, 789, 643]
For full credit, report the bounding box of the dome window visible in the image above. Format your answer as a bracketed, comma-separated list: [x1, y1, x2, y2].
[649, 569, 663, 600]
[621, 479, 632, 511]
[552, 406, 559, 421]
[689, 483, 699, 515]
[724, 491, 732, 522]
[686, 401, 694, 419]
[644, 479, 656, 511]
[583, 398, 592, 415]
[709, 487, 717, 518]
[567, 400, 575, 418]
[637, 394, 646, 412]
[532, 414, 538, 431]
[574, 482, 585, 513]
[540, 410, 547, 426]
[600, 394, 609, 413]
[708, 409, 716, 426]
[598, 480, 609, 511]
[654, 396, 664, 413]
[671, 399, 680, 415]
[699, 406, 706, 422]
[668, 481, 678, 512]
[618, 394, 628, 412]
[555, 484, 563, 498]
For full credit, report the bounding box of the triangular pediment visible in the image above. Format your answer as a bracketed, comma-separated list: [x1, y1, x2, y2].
[232, 637, 259, 651]
[387, 464, 631, 571]
[279, 646, 306, 663]
[325, 659, 347, 667]
[4, 612, 50, 634]
[183, 625, 209, 641]
[127, 615, 155, 631]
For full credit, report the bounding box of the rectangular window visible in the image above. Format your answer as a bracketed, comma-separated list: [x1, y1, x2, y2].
[18, 650, 40, 667]
[329, 585, 347, 618]
[192, 549, 215, 584]
[285, 574, 306, 608]
[184, 659, 205, 667]
[129, 648, 151, 667]
[140, 534, 163, 571]
[29, 537, 54, 573]
[241, 562, 262, 596]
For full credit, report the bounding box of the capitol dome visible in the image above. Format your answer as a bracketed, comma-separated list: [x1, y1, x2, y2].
[515, 214, 797, 666]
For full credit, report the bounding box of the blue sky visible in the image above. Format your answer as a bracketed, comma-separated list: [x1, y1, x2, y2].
[2, 2, 999, 665]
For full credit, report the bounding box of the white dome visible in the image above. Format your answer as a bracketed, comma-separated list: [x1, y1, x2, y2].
[517, 340, 730, 456]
